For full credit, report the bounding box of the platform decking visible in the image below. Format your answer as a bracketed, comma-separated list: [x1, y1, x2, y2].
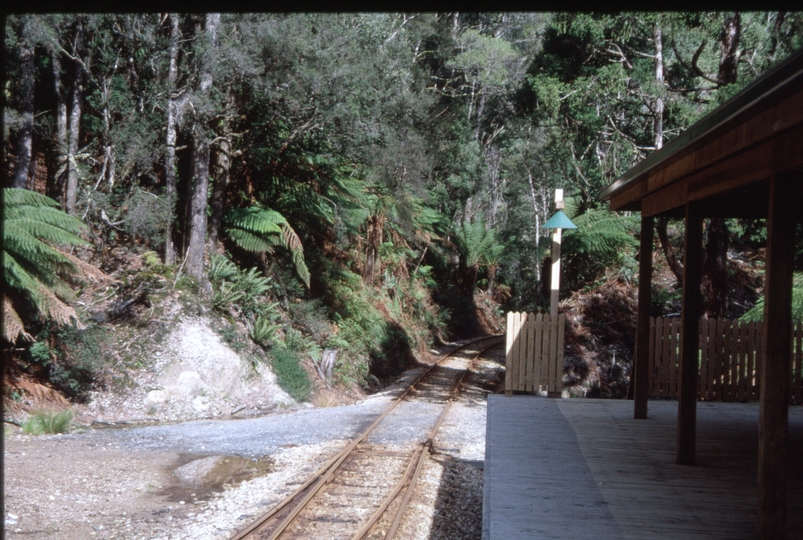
[483, 396, 803, 540]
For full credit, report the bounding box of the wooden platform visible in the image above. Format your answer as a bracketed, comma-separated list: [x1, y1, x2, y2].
[482, 396, 803, 539]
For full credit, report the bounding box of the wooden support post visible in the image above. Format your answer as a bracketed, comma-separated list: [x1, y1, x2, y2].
[634, 215, 654, 419]
[550, 189, 564, 320]
[757, 173, 800, 539]
[677, 204, 702, 465]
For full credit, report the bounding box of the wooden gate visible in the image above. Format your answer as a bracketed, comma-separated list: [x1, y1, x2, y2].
[649, 317, 803, 403]
[505, 312, 565, 396]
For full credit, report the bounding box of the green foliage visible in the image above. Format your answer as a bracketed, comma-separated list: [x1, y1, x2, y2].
[742, 273, 803, 323]
[562, 206, 639, 289]
[248, 315, 280, 348]
[455, 219, 500, 269]
[217, 323, 249, 353]
[209, 255, 274, 318]
[47, 325, 107, 401]
[288, 298, 332, 342]
[270, 347, 311, 402]
[225, 206, 310, 288]
[283, 327, 321, 358]
[121, 189, 174, 248]
[3, 188, 89, 342]
[212, 281, 245, 311]
[209, 254, 239, 283]
[28, 341, 52, 366]
[21, 409, 74, 435]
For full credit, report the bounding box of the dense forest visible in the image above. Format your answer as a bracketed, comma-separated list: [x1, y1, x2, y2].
[4, 12, 803, 403]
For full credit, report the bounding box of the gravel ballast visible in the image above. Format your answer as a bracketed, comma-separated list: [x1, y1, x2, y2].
[4, 344, 505, 539]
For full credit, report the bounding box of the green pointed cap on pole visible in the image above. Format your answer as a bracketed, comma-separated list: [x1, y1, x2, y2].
[542, 210, 577, 229]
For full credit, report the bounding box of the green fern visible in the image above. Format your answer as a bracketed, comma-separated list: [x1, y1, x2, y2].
[454, 219, 499, 268]
[3, 188, 89, 343]
[209, 254, 239, 283]
[212, 281, 246, 310]
[481, 243, 505, 267]
[235, 267, 272, 299]
[225, 206, 310, 288]
[563, 207, 638, 259]
[741, 273, 803, 322]
[248, 315, 280, 347]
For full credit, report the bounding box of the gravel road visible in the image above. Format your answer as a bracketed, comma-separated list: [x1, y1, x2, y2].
[4, 344, 505, 539]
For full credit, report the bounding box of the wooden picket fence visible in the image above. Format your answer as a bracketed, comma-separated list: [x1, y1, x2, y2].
[649, 317, 803, 403]
[505, 312, 565, 396]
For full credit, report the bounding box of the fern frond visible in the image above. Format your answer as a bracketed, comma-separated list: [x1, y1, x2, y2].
[564, 208, 638, 257]
[228, 228, 278, 254]
[3, 296, 33, 343]
[226, 207, 285, 235]
[291, 248, 311, 289]
[3, 226, 81, 277]
[4, 206, 87, 237]
[4, 253, 83, 329]
[225, 205, 310, 289]
[209, 255, 240, 283]
[3, 187, 62, 208]
[481, 243, 505, 266]
[741, 273, 803, 322]
[3, 188, 88, 342]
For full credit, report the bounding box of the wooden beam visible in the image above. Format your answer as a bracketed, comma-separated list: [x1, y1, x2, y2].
[634, 216, 654, 419]
[641, 89, 803, 200]
[757, 173, 801, 539]
[677, 204, 703, 465]
[642, 181, 685, 217]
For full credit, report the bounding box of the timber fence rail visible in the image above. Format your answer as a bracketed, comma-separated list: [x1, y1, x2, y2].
[649, 317, 803, 403]
[505, 312, 565, 396]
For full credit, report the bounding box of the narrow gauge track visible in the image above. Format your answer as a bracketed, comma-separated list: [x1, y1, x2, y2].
[230, 335, 503, 540]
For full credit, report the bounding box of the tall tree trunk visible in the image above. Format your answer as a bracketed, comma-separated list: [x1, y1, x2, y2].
[767, 12, 786, 63]
[697, 13, 740, 316]
[50, 47, 69, 201]
[363, 215, 385, 286]
[65, 18, 84, 214]
[718, 13, 741, 85]
[462, 263, 479, 300]
[486, 264, 497, 295]
[656, 217, 684, 283]
[164, 13, 181, 265]
[207, 135, 230, 251]
[702, 218, 729, 318]
[184, 13, 219, 283]
[653, 15, 664, 151]
[207, 88, 235, 251]
[186, 124, 210, 280]
[11, 19, 34, 189]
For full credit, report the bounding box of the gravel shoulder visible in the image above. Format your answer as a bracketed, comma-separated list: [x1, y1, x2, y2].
[4, 344, 505, 539]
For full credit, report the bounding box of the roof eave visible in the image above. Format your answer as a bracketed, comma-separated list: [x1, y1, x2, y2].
[598, 47, 803, 203]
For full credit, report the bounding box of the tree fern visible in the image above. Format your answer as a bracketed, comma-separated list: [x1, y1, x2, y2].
[3, 188, 88, 342]
[225, 206, 310, 288]
[562, 207, 638, 259]
[455, 219, 498, 268]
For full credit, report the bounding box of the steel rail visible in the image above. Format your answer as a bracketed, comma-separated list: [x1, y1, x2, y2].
[229, 334, 502, 540]
[357, 340, 495, 540]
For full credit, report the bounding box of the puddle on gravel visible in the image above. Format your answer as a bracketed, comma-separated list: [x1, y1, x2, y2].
[161, 453, 273, 502]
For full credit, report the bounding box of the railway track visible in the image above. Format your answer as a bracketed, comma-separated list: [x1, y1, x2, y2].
[230, 335, 503, 540]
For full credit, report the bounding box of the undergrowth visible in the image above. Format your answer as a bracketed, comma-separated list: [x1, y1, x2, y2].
[270, 348, 311, 402]
[22, 409, 74, 435]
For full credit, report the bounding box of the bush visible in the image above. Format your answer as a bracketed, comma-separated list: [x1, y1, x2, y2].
[270, 347, 311, 402]
[28, 341, 52, 366]
[22, 409, 73, 435]
[47, 325, 109, 402]
[122, 189, 174, 248]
